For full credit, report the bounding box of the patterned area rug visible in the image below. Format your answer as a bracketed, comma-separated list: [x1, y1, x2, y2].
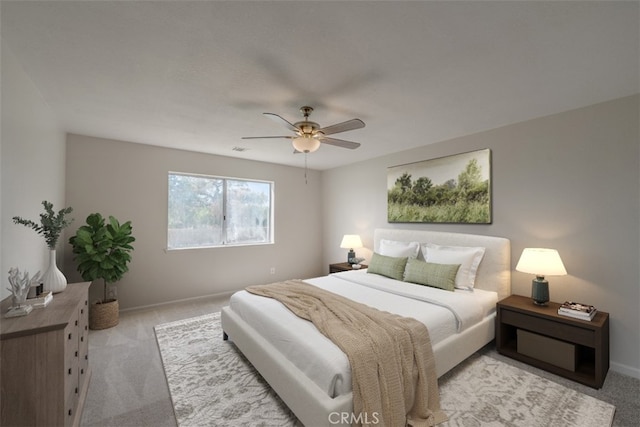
[154, 312, 615, 427]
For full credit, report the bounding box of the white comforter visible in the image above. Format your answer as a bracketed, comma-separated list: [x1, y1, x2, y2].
[228, 269, 497, 398]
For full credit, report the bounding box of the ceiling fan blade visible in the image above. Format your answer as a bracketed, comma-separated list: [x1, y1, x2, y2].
[264, 113, 300, 132]
[319, 136, 361, 150]
[241, 136, 293, 140]
[318, 118, 365, 136]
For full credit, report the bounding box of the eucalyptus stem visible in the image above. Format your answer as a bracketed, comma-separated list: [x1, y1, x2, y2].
[12, 201, 73, 249]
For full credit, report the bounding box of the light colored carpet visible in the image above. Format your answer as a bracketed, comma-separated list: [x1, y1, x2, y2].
[155, 312, 616, 427]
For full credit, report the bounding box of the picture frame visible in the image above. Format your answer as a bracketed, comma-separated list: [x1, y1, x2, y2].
[387, 148, 491, 224]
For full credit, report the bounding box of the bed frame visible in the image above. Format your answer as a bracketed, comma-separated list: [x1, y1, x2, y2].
[221, 229, 510, 426]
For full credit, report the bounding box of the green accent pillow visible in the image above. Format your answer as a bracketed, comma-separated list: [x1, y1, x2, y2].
[367, 252, 408, 281]
[403, 258, 460, 292]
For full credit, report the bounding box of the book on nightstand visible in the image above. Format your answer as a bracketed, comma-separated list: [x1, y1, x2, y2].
[24, 291, 53, 309]
[558, 301, 597, 321]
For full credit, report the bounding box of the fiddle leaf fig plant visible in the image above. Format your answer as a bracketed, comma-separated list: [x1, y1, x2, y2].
[69, 213, 135, 303]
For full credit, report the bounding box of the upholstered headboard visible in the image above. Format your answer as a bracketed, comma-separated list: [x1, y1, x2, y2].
[374, 228, 511, 300]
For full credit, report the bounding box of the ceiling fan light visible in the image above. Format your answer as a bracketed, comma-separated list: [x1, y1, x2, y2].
[292, 135, 321, 153]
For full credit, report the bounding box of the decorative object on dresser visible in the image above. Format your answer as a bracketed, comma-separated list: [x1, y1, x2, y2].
[496, 294, 609, 388]
[12, 200, 74, 293]
[339, 234, 363, 264]
[1, 282, 91, 427]
[69, 213, 135, 330]
[27, 281, 44, 299]
[558, 301, 597, 321]
[24, 291, 53, 309]
[515, 247, 567, 305]
[5, 268, 41, 318]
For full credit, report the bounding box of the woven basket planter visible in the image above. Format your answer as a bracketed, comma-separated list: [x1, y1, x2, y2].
[89, 299, 119, 330]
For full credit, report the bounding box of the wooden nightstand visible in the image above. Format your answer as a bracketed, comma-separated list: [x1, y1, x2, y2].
[496, 294, 609, 388]
[329, 262, 368, 273]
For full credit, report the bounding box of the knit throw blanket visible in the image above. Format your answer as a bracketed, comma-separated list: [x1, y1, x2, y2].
[246, 280, 448, 427]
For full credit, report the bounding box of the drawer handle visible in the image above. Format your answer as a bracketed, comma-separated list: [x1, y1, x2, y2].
[75, 320, 78, 326]
[85, 355, 88, 361]
[69, 409, 72, 416]
[81, 337, 84, 342]
[81, 308, 84, 314]
[75, 351, 78, 357]
[85, 325, 88, 331]
[81, 368, 84, 375]
[85, 300, 88, 306]
[68, 333, 72, 340]
[68, 368, 72, 375]
[75, 387, 78, 394]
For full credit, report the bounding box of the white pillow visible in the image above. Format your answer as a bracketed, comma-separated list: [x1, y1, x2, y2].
[422, 243, 485, 290]
[379, 239, 420, 259]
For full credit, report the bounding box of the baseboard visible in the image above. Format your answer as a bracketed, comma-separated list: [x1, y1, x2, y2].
[610, 361, 640, 380]
[119, 290, 235, 313]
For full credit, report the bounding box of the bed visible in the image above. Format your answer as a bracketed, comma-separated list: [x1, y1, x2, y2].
[221, 228, 511, 426]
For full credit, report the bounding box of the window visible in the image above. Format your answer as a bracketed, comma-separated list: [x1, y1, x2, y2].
[167, 172, 273, 249]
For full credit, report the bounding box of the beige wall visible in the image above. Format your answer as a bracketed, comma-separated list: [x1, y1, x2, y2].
[321, 95, 640, 378]
[64, 135, 323, 309]
[1, 39, 67, 301]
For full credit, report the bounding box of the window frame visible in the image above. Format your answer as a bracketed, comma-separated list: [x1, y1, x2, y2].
[167, 171, 275, 250]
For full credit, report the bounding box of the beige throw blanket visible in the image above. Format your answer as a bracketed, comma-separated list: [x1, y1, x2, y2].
[246, 280, 448, 427]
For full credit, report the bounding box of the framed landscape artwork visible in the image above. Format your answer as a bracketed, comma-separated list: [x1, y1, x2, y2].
[387, 149, 492, 224]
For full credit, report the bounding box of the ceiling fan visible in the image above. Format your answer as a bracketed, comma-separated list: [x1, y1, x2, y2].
[242, 106, 365, 153]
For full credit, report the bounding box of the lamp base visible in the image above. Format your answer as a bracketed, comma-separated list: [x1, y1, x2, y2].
[531, 276, 549, 306]
[347, 249, 356, 264]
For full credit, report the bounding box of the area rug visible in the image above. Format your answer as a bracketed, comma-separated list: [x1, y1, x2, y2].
[155, 312, 615, 427]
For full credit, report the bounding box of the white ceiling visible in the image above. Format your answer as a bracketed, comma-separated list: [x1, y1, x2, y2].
[2, 1, 638, 170]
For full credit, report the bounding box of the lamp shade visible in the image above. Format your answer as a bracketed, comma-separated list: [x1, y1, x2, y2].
[292, 135, 321, 153]
[516, 248, 567, 276]
[340, 234, 363, 249]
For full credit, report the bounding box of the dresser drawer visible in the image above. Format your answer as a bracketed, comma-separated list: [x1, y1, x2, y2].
[501, 308, 595, 347]
[65, 386, 78, 427]
[64, 309, 80, 378]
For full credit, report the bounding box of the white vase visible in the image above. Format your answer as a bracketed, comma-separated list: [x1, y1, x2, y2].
[42, 249, 67, 293]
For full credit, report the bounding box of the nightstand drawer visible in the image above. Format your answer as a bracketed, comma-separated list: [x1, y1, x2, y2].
[517, 329, 576, 371]
[501, 309, 595, 347]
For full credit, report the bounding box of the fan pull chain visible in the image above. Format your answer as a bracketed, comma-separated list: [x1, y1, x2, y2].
[304, 153, 308, 185]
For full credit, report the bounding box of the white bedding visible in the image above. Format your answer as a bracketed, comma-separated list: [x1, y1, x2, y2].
[228, 269, 498, 398]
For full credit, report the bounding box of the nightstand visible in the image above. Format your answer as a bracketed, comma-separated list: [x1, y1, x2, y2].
[329, 262, 367, 274]
[496, 294, 609, 388]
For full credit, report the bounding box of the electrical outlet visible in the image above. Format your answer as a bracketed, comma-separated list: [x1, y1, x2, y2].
[270, 267, 276, 275]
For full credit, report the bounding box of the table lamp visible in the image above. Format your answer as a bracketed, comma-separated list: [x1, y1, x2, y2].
[516, 248, 567, 306]
[340, 234, 363, 264]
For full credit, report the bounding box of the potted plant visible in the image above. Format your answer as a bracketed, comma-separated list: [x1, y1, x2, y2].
[69, 213, 135, 330]
[12, 200, 74, 293]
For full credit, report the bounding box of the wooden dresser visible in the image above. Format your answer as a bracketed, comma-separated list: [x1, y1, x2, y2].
[1, 282, 91, 426]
